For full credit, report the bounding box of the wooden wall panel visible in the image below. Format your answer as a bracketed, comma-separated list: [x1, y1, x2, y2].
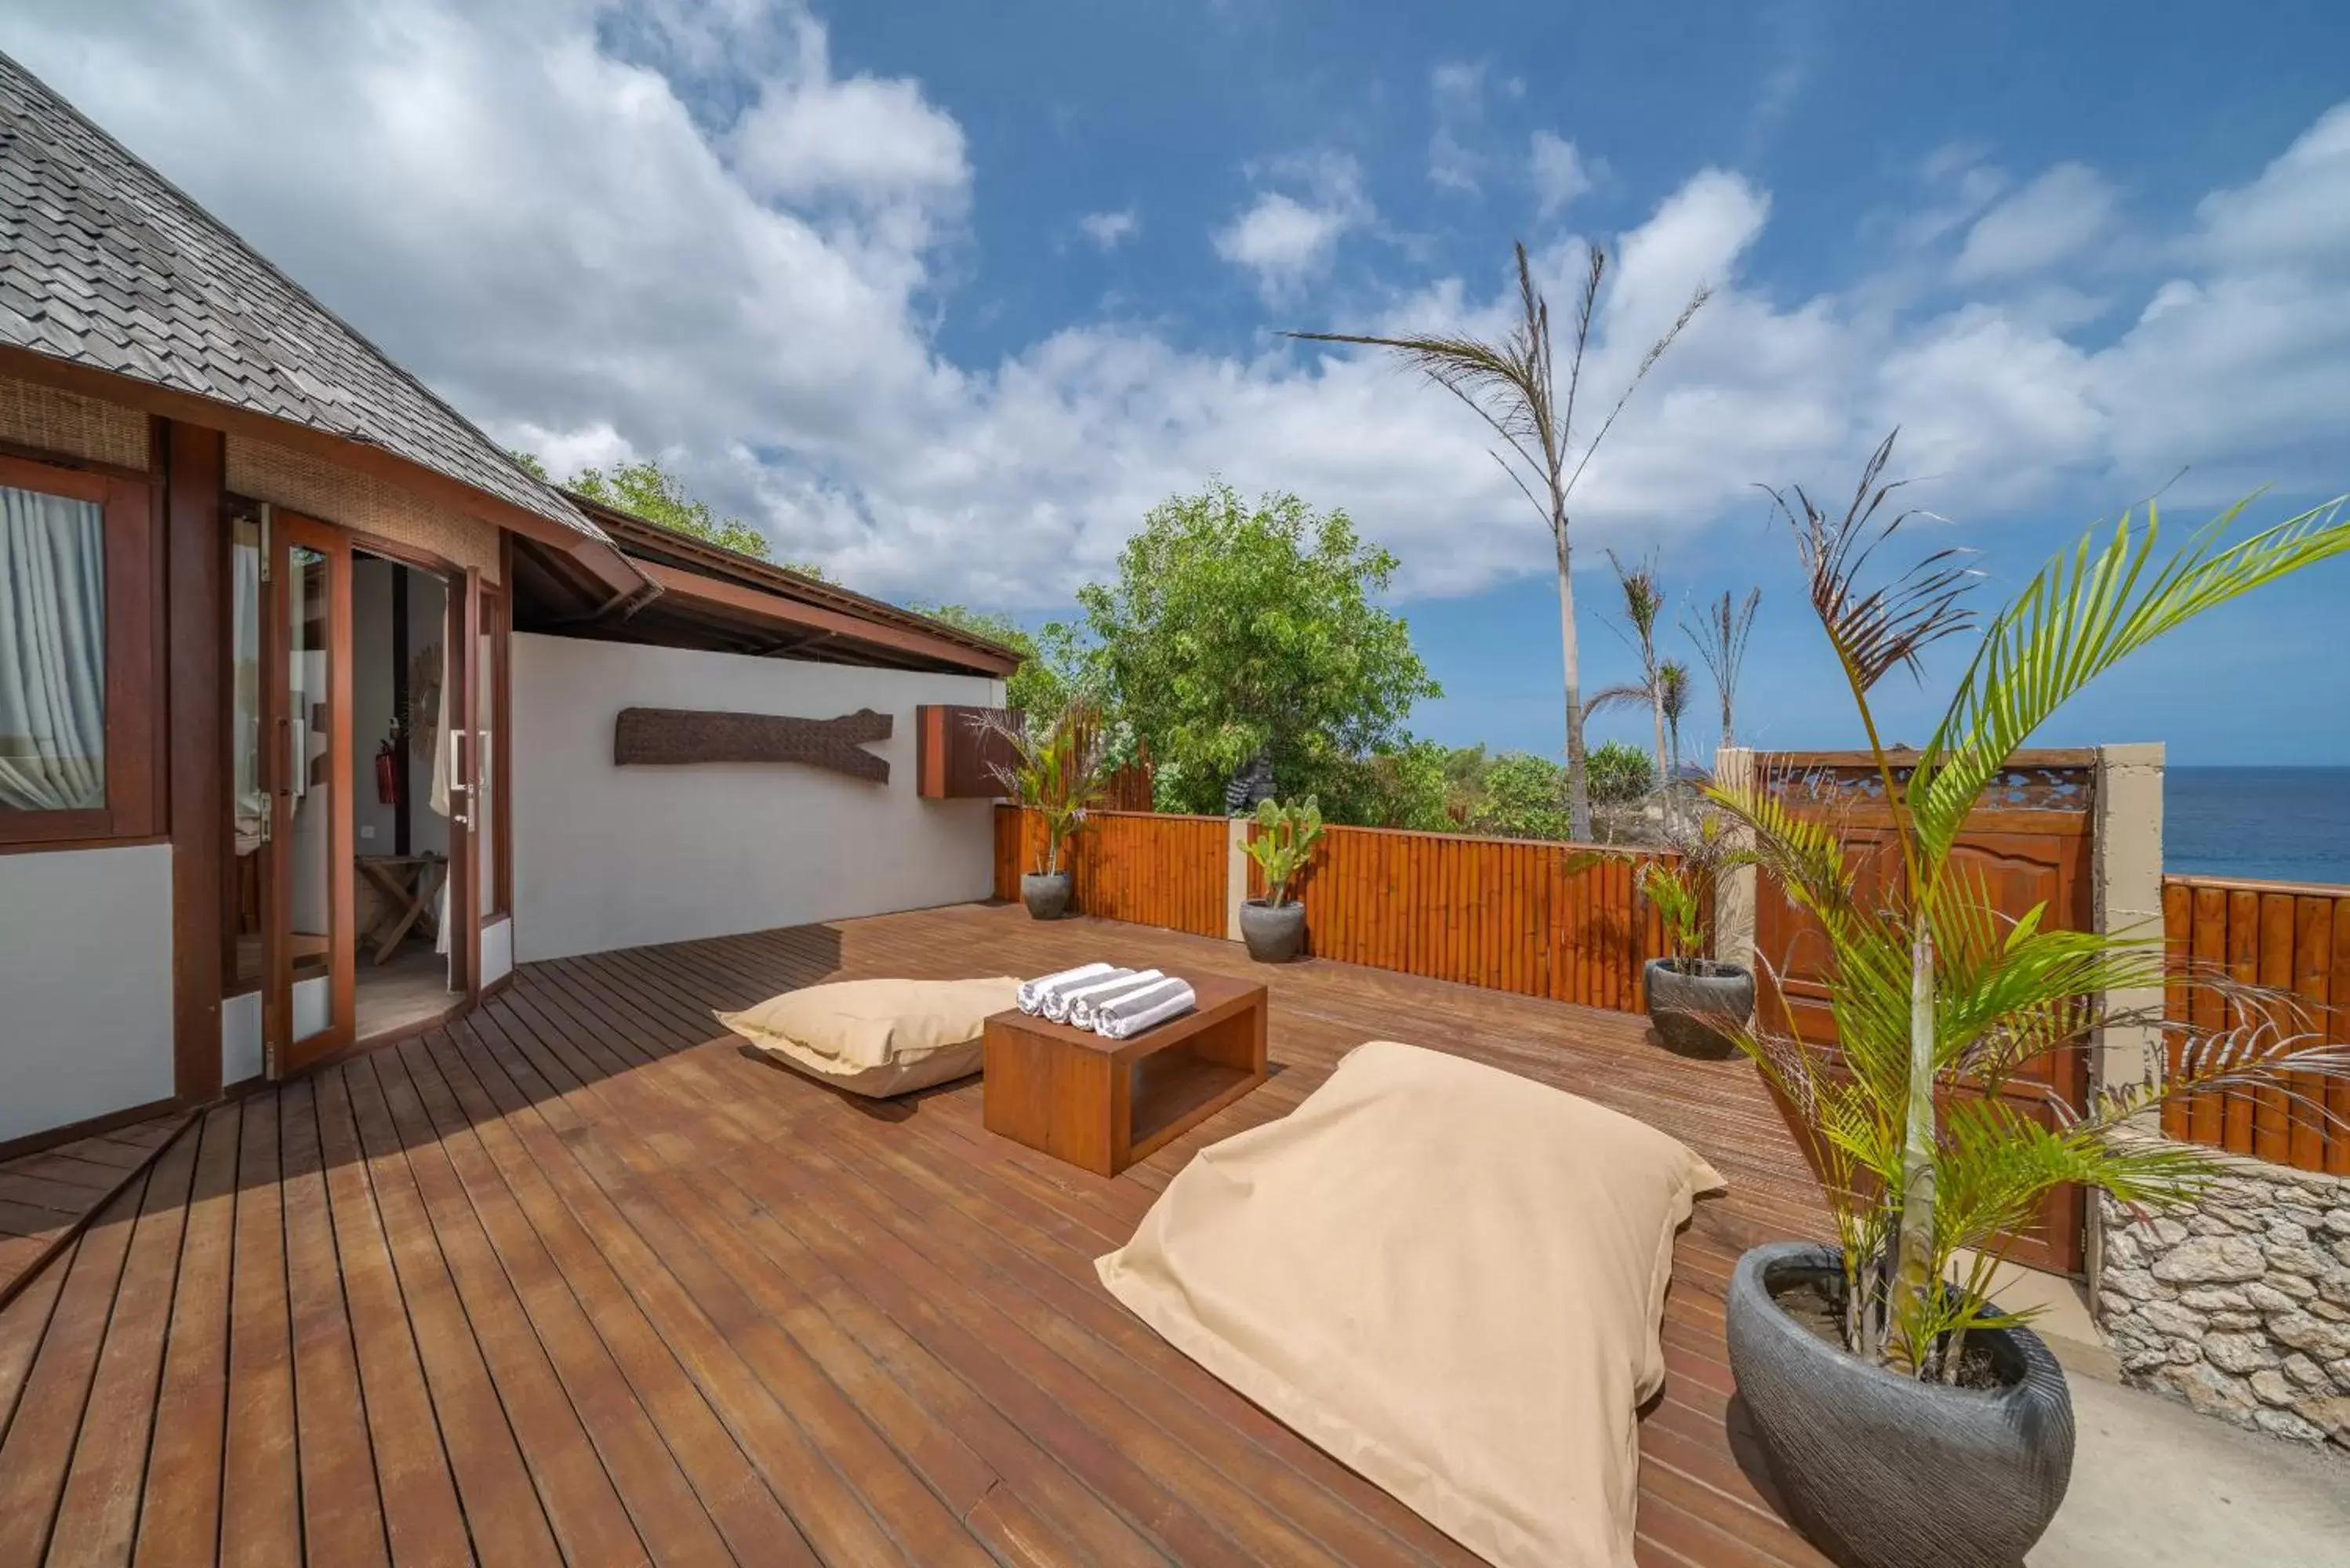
[2164, 873, 2350, 1175]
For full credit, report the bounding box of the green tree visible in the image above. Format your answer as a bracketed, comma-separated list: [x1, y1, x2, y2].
[906, 603, 1088, 720]
[1081, 482, 1441, 819]
[1587, 739, 1654, 803]
[510, 449, 834, 581]
[570, 459, 775, 561]
[1473, 750, 1573, 840]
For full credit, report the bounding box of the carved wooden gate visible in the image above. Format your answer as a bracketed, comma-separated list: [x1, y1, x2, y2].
[1753, 750, 2096, 1275]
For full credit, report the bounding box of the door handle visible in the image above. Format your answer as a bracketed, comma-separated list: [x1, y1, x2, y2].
[448, 727, 469, 796]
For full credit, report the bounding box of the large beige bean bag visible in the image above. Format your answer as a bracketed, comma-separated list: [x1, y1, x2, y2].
[718, 976, 1021, 1098]
[1095, 1039, 1724, 1568]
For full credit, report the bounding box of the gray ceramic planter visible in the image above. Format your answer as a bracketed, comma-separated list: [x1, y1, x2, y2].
[1643, 956, 1754, 1058]
[1021, 872, 1073, 920]
[1725, 1242, 2075, 1568]
[1237, 898, 1307, 962]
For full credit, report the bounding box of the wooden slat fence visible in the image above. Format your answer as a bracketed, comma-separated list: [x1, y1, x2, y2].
[2163, 873, 2350, 1176]
[993, 804, 1672, 1014]
[993, 807, 1228, 938]
[1255, 823, 1674, 1013]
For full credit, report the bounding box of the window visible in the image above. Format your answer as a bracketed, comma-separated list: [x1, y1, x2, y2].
[0, 454, 157, 845]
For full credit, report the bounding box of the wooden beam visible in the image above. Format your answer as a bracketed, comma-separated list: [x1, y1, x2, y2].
[0, 343, 648, 603]
[612, 706, 893, 783]
[634, 560, 1020, 676]
[163, 419, 227, 1103]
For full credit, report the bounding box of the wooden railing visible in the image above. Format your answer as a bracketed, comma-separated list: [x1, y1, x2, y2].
[2163, 873, 2350, 1175]
[993, 808, 1228, 939]
[993, 806, 1671, 1014]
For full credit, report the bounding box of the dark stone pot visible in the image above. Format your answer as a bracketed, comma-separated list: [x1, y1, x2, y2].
[1021, 872, 1073, 920]
[1237, 898, 1307, 962]
[1725, 1242, 2076, 1568]
[1643, 956, 1754, 1058]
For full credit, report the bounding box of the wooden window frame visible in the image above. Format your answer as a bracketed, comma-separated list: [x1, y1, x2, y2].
[0, 452, 161, 848]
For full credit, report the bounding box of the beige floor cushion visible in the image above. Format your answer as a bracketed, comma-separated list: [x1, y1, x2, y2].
[1095, 1039, 1724, 1568]
[718, 976, 1021, 1098]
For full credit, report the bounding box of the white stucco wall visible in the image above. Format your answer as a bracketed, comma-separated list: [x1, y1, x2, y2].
[509, 634, 1004, 963]
[0, 844, 176, 1143]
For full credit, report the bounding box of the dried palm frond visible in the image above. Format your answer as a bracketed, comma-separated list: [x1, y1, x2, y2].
[1762, 430, 1978, 697]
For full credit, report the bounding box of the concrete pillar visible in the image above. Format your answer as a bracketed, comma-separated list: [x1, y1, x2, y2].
[2086, 741, 2165, 1300]
[1713, 746, 1758, 971]
[1226, 816, 1251, 942]
[2091, 742, 2167, 1098]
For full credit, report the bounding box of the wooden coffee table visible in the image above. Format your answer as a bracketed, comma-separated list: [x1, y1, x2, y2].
[983, 973, 1268, 1176]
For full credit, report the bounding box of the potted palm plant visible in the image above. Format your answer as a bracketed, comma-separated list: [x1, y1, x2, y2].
[1638, 814, 1753, 1058]
[1239, 796, 1323, 961]
[1714, 435, 2350, 1568]
[976, 702, 1108, 919]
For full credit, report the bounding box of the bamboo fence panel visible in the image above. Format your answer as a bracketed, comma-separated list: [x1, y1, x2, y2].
[995, 807, 1670, 1015]
[2162, 872, 2350, 1175]
[993, 807, 1227, 938]
[1245, 821, 1669, 1014]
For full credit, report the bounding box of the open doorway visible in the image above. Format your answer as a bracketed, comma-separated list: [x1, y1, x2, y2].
[351, 549, 459, 1041]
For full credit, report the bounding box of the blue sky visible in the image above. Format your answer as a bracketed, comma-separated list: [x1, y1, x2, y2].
[16, 0, 2350, 763]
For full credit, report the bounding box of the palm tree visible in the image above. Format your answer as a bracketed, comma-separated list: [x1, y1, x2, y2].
[1657, 659, 1691, 784]
[1685, 587, 1761, 750]
[1716, 431, 2350, 1377]
[1287, 242, 1708, 839]
[1604, 550, 1671, 793]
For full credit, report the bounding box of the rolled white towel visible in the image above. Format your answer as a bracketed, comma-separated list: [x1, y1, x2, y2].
[1069, 969, 1167, 1030]
[1096, 979, 1197, 1040]
[1046, 967, 1135, 1022]
[1019, 961, 1114, 1014]
[1091, 975, 1186, 1026]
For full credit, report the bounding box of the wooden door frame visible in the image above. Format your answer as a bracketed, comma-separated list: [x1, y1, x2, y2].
[266, 510, 355, 1076]
[444, 566, 483, 998]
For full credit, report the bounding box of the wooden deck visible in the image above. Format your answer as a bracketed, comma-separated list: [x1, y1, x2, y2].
[0, 902, 1832, 1566]
[0, 1111, 192, 1309]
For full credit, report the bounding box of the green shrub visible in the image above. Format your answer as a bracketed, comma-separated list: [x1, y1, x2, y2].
[1587, 739, 1654, 803]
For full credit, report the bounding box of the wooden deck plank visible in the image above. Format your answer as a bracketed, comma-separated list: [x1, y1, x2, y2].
[338, 1054, 568, 1566]
[9, 902, 1832, 1567]
[46, 1123, 202, 1563]
[412, 1028, 821, 1566]
[133, 1102, 244, 1568]
[0, 1167, 149, 1562]
[387, 1036, 739, 1568]
[219, 1075, 300, 1567]
[309, 1066, 476, 1565]
[278, 1079, 391, 1567]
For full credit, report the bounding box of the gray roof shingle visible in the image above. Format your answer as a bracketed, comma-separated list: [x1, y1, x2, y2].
[0, 50, 606, 544]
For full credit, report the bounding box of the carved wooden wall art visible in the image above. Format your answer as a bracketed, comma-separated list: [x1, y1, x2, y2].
[612, 706, 893, 783]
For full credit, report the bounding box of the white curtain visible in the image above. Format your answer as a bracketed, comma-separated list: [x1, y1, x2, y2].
[0, 485, 106, 811]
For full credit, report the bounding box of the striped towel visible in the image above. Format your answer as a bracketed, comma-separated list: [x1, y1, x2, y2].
[1069, 970, 1167, 1031]
[1018, 962, 1114, 1014]
[1045, 967, 1135, 1022]
[1095, 978, 1197, 1040]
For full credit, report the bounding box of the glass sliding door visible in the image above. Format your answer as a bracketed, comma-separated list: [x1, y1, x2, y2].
[267, 511, 354, 1074]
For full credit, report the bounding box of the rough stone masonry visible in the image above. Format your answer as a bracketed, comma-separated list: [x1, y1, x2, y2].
[2097, 1158, 2350, 1452]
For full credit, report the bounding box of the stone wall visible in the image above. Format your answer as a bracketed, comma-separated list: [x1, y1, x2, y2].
[2096, 1157, 2350, 1451]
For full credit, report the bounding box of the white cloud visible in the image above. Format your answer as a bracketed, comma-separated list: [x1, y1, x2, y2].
[6, 0, 2347, 615]
[1211, 152, 1370, 301]
[1077, 207, 1139, 250]
[1528, 130, 1591, 220]
[1952, 162, 2117, 281]
[1428, 60, 1487, 194]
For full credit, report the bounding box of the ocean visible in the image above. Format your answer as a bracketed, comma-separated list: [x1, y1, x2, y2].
[2164, 767, 2350, 884]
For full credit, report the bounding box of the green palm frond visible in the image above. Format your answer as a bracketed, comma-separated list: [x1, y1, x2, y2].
[1910, 495, 2350, 868]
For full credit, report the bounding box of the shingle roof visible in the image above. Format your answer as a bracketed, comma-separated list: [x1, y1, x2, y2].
[0, 50, 605, 543]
